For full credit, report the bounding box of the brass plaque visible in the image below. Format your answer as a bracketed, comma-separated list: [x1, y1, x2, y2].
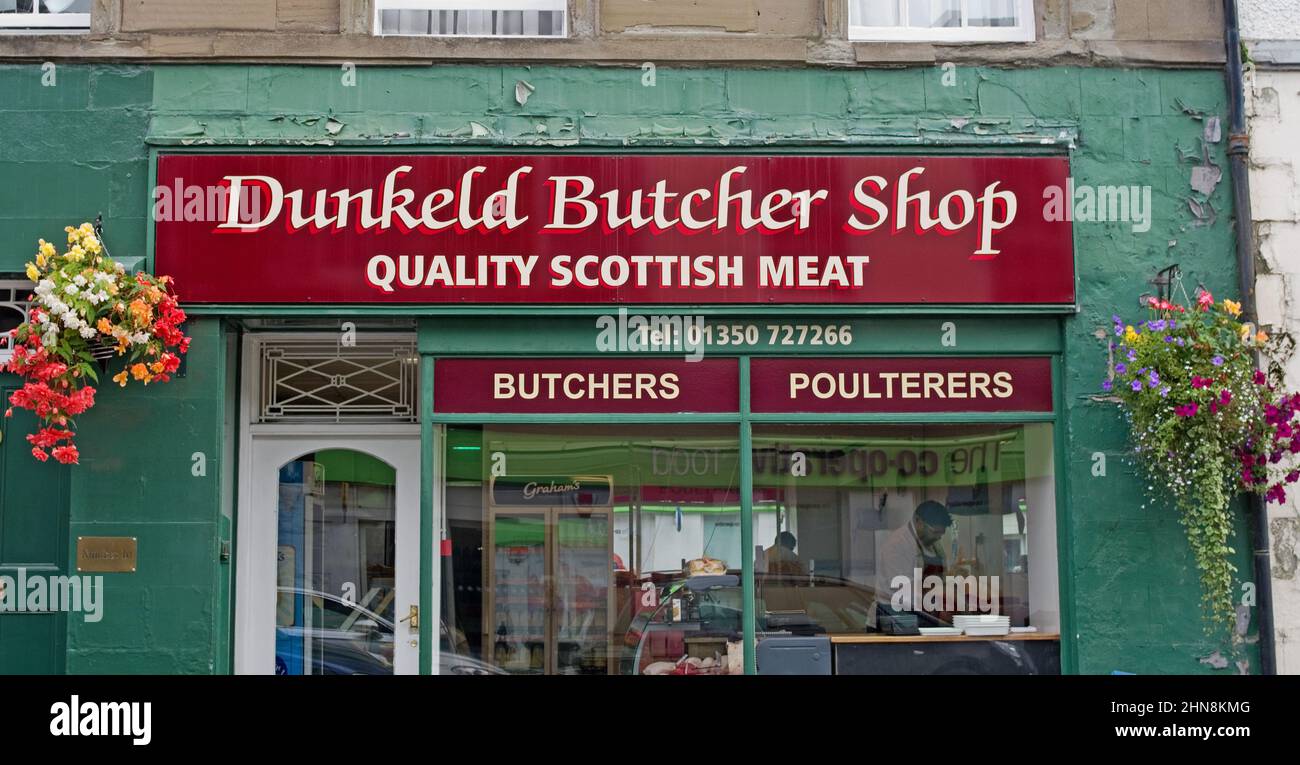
[76, 537, 137, 573]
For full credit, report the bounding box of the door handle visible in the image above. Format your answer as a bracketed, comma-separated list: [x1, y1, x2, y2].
[400, 604, 419, 631]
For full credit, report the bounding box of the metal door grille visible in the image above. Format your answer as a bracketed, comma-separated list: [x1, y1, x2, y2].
[257, 338, 418, 423]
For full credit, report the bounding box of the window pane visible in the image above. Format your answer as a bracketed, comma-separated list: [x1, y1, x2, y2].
[906, 0, 930, 26]
[275, 450, 398, 675]
[933, 0, 961, 27]
[376, 4, 565, 37]
[904, 0, 961, 28]
[850, 0, 900, 27]
[442, 424, 743, 676]
[969, 0, 1019, 27]
[380, 9, 434, 34]
[400, 9, 430, 33]
[751, 423, 1059, 670]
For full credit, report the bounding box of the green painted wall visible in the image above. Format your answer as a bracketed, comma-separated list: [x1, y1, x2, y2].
[0, 374, 70, 674]
[0, 63, 1255, 674]
[0, 65, 151, 273]
[64, 317, 229, 673]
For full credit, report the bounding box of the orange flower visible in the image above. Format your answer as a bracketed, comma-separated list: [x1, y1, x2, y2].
[112, 371, 128, 388]
[128, 299, 152, 326]
[96, 318, 112, 335]
[149, 361, 165, 374]
[130, 363, 150, 382]
[1257, 331, 1270, 343]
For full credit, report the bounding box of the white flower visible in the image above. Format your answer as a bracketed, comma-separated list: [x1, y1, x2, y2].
[96, 290, 109, 302]
[73, 274, 87, 287]
[64, 284, 78, 296]
[41, 330, 58, 348]
[78, 325, 97, 339]
[85, 292, 103, 305]
[129, 332, 150, 345]
[62, 314, 81, 330]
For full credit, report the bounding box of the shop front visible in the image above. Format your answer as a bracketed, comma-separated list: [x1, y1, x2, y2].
[153, 150, 1076, 675]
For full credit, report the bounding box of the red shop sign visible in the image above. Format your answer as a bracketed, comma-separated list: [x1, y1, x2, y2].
[750, 357, 1053, 413]
[434, 358, 739, 414]
[154, 154, 1075, 304]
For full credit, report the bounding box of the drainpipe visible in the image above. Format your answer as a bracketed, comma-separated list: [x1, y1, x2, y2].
[1224, 0, 1276, 676]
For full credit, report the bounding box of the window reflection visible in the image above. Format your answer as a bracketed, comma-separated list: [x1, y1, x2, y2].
[751, 424, 1059, 639]
[442, 425, 743, 676]
[438, 422, 1059, 675]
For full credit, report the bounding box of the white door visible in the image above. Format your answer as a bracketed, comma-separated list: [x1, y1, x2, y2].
[236, 433, 420, 675]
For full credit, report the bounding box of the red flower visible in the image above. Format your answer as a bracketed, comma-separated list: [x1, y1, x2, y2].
[31, 447, 49, 462]
[51, 445, 79, 465]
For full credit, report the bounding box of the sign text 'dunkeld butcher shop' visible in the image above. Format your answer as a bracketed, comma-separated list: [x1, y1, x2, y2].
[154, 154, 1074, 304]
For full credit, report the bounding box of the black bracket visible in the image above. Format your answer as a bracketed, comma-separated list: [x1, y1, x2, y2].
[1140, 264, 1181, 308]
[92, 213, 113, 262]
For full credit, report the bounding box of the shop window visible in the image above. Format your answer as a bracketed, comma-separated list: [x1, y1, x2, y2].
[441, 424, 744, 675]
[0, 0, 90, 31]
[0, 280, 31, 365]
[847, 0, 1035, 42]
[751, 423, 1059, 652]
[373, 0, 567, 38]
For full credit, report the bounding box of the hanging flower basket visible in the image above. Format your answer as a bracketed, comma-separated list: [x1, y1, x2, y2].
[2, 220, 191, 465]
[1106, 286, 1298, 636]
[88, 338, 118, 362]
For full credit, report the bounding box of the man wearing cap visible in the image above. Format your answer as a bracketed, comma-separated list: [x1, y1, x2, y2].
[874, 500, 954, 614]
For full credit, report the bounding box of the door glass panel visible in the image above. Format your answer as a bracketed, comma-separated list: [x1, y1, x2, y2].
[490, 514, 547, 674]
[274, 449, 397, 675]
[554, 512, 611, 675]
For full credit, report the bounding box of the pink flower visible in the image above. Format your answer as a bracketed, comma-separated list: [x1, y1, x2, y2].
[51, 445, 79, 465]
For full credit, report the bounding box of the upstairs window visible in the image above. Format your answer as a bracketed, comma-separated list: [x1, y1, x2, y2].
[374, 0, 567, 38]
[0, 0, 90, 31]
[847, 0, 1034, 43]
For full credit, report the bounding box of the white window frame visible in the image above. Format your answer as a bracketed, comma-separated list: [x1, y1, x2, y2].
[0, 2, 90, 32]
[0, 280, 32, 365]
[373, 0, 568, 39]
[847, 0, 1035, 43]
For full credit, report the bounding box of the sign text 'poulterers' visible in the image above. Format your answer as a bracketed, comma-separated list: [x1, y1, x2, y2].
[154, 155, 1075, 304]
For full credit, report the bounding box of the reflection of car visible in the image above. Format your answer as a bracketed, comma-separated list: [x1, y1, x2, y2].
[619, 573, 890, 671]
[618, 574, 1048, 675]
[274, 587, 506, 675]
